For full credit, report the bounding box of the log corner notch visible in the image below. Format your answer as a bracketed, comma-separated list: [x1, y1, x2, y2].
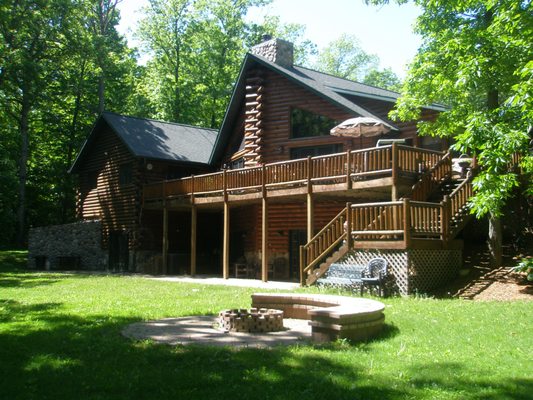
[243, 70, 265, 168]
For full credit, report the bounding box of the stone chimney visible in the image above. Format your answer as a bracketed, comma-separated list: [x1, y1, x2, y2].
[251, 37, 294, 68]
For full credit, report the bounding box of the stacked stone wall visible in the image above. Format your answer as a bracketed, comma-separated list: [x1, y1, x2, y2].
[28, 221, 106, 270]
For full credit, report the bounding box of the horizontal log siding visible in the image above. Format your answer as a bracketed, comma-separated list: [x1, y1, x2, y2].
[76, 126, 140, 249]
[231, 202, 345, 254]
[262, 70, 354, 164]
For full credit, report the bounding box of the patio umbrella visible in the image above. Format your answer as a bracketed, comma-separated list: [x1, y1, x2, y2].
[330, 117, 391, 138]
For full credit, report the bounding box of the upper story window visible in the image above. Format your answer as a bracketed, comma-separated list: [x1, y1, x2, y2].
[119, 163, 133, 186]
[290, 144, 343, 159]
[290, 108, 338, 139]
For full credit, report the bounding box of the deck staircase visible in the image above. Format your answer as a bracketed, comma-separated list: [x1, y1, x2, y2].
[302, 153, 476, 286]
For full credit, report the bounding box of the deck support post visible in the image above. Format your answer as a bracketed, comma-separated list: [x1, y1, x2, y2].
[403, 198, 411, 248]
[162, 206, 168, 275]
[391, 142, 399, 201]
[261, 197, 269, 282]
[223, 201, 230, 279]
[307, 193, 314, 243]
[190, 205, 197, 276]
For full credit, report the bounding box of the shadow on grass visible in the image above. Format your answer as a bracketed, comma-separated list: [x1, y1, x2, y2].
[1, 298, 529, 400]
[407, 362, 533, 400]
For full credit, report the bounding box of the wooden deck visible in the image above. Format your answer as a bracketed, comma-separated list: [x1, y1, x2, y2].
[143, 144, 445, 208]
[140, 144, 471, 284]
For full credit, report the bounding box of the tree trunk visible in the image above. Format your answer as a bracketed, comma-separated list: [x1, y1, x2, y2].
[98, 74, 105, 114]
[488, 213, 502, 267]
[17, 94, 31, 246]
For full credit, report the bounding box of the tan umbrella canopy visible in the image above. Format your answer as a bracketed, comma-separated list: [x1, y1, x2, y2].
[330, 117, 391, 137]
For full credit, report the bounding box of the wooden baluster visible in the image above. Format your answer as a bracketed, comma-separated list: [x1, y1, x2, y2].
[346, 203, 352, 249]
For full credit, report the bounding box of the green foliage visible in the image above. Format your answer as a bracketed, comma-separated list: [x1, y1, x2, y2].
[368, 0, 533, 219]
[313, 33, 379, 81]
[0, 259, 531, 399]
[363, 67, 402, 91]
[512, 258, 533, 281]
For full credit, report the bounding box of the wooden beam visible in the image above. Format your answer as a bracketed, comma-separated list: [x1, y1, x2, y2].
[190, 205, 197, 276]
[261, 197, 268, 282]
[307, 193, 314, 243]
[162, 206, 168, 275]
[223, 201, 230, 279]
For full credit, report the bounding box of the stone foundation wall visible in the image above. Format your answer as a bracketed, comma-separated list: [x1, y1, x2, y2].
[28, 221, 106, 270]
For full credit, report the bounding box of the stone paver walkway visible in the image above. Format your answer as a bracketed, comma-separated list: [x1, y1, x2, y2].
[122, 316, 311, 348]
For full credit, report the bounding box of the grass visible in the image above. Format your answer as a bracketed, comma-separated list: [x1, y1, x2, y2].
[1, 250, 531, 400]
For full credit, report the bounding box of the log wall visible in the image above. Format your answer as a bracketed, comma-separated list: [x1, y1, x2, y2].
[224, 67, 441, 166]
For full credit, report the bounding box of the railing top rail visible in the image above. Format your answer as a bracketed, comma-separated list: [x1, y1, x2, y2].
[410, 201, 442, 207]
[303, 207, 347, 249]
[397, 145, 446, 156]
[448, 172, 474, 198]
[350, 145, 392, 154]
[350, 201, 403, 208]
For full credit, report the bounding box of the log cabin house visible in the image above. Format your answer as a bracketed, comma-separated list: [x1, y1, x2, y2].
[70, 38, 474, 294]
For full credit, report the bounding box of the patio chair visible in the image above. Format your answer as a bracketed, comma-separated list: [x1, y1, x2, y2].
[361, 257, 388, 297]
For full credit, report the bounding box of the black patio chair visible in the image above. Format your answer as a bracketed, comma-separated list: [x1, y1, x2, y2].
[361, 257, 388, 297]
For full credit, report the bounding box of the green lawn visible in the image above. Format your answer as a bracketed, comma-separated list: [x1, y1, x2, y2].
[1, 251, 531, 400]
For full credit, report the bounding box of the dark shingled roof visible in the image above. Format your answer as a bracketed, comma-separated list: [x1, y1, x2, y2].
[71, 112, 217, 172]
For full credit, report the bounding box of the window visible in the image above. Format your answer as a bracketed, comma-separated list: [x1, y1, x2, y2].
[290, 108, 338, 139]
[119, 163, 133, 186]
[290, 144, 343, 159]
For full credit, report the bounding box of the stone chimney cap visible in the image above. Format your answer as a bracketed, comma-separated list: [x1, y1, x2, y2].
[251, 37, 294, 68]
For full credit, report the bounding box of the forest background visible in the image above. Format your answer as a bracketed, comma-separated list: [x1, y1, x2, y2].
[0, 0, 403, 247]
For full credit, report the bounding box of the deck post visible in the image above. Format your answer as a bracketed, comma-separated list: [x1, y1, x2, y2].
[346, 150, 352, 190]
[223, 201, 230, 279]
[261, 197, 269, 282]
[190, 205, 197, 276]
[346, 202, 352, 249]
[307, 193, 314, 243]
[162, 206, 168, 275]
[403, 198, 411, 248]
[391, 142, 399, 201]
[441, 195, 450, 242]
[299, 245, 305, 286]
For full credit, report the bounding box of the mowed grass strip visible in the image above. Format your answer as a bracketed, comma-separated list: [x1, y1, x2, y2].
[1, 251, 531, 400]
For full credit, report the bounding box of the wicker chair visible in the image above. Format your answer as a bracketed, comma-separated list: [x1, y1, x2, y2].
[361, 258, 388, 297]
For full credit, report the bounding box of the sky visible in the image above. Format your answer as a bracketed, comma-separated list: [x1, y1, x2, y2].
[117, 0, 422, 77]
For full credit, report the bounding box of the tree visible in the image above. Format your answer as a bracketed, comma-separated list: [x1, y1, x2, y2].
[313, 34, 379, 81]
[367, 0, 533, 265]
[363, 67, 402, 91]
[0, 0, 77, 245]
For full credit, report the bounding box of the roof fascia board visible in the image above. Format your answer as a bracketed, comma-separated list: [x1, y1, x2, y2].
[208, 55, 251, 165]
[329, 86, 448, 112]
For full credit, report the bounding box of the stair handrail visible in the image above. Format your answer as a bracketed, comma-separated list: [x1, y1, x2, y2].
[409, 151, 452, 201]
[443, 170, 475, 240]
[300, 207, 348, 283]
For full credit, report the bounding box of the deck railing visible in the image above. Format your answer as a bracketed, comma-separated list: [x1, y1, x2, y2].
[143, 144, 446, 202]
[410, 152, 452, 201]
[300, 196, 471, 285]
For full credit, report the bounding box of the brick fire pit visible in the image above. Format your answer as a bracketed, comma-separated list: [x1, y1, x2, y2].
[218, 308, 284, 333]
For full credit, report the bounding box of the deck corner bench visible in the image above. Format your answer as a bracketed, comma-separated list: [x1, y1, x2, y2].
[251, 293, 385, 343]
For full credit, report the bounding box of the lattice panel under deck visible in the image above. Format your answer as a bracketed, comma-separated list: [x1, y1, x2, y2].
[339, 248, 462, 295]
[408, 249, 462, 293]
[340, 250, 409, 295]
